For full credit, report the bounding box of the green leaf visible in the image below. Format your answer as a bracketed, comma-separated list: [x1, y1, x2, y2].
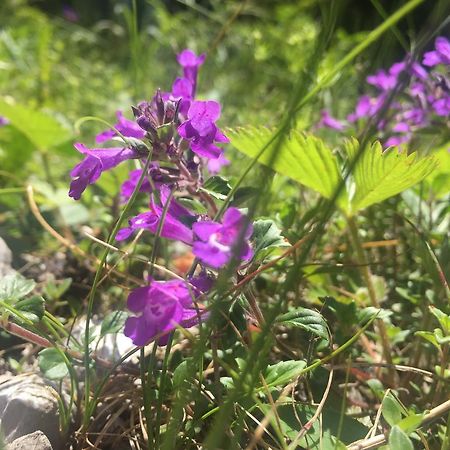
[201, 176, 232, 200]
[228, 127, 342, 199]
[397, 413, 424, 434]
[429, 306, 450, 334]
[344, 139, 437, 214]
[0, 274, 35, 302]
[15, 295, 45, 323]
[0, 99, 72, 150]
[264, 360, 307, 387]
[251, 219, 290, 260]
[100, 311, 128, 338]
[382, 393, 403, 426]
[415, 331, 440, 349]
[38, 348, 69, 380]
[230, 186, 258, 206]
[0, 124, 35, 172]
[389, 425, 414, 450]
[43, 278, 72, 300]
[173, 359, 190, 389]
[275, 307, 329, 341]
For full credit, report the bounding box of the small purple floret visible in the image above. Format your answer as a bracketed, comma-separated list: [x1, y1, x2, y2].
[192, 207, 253, 269]
[96, 111, 145, 143]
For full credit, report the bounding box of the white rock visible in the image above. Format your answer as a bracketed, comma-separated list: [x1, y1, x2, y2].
[0, 374, 64, 449]
[7, 430, 53, 450]
[0, 237, 14, 277]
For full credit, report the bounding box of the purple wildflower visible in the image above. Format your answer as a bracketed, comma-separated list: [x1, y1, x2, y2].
[0, 116, 9, 127]
[96, 111, 145, 143]
[192, 207, 253, 269]
[116, 185, 195, 243]
[124, 277, 209, 346]
[69, 143, 140, 200]
[120, 169, 153, 203]
[178, 100, 229, 160]
[177, 49, 206, 97]
[318, 110, 346, 130]
[207, 152, 230, 174]
[423, 36, 450, 67]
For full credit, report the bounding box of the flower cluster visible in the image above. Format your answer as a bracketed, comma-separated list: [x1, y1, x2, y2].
[319, 36, 450, 147]
[69, 50, 254, 346]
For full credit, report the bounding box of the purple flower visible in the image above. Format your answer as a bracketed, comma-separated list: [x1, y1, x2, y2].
[178, 100, 229, 159]
[318, 110, 346, 130]
[124, 277, 209, 346]
[170, 77, 194, 116]
[96, 111, 145, 143]
[432, 97, 450, 116]
[120, 168, 153, 203]
[423, 37, 450, 67]
[0, 116, 9, 127]
[62, 5, 79, 22]
[367, 70, 397, 91]
[207, 152, 230, 174]
[69, 143, 140, 200]
[116, 185, 195, 243]
[177, 49, 206, 96]
[193, 207, 253, 269]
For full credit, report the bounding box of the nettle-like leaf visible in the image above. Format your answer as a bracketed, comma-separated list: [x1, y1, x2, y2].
[264, 360, 307, 388]
[201, 176, 232, 200]
[228, 127, 342, 199]
[345, 138, 437, 214]
[0, 274, 35, 301]
[251, 218, 290, 260]
[0, 99, 72, 151]
[275, 307, 329, 342]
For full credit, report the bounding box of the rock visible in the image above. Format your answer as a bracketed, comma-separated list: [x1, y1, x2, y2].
[0, 374, 64, 450]
[7, 431, 53, 450]
[0, 237, 15, 277]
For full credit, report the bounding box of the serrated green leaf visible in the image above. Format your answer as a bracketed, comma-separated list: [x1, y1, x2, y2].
[201, 176, 232, 200]
[0, 99, 72, 150]
[389, 425, 413, 450]
[100, 311, 128, 338]
[38, 348, 69, 380]
[228, 127, 342, 199]
[0, 274, 35, 302]
[382, 393, 403, 426]
[264, 360, 307, 387]
[345, 138, 437, 214]
[275, 307, 329, 341]
[251, 219, 290, 260]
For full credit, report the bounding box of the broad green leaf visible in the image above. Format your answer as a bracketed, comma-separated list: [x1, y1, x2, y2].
[382, 393, 403, 426]
[228, 127, 342, 199]
[0, 274, 35, 302]
[43, 278, 72, 300]
[429, 306, 450, 334]
[345, 139, 437, 214]
[100, 311, 128, 338]
[397, 413, 424, 434]
[0, 99, 72, 151]
[389, 425, 413, 450]
[38, 348, 69, 380]
[251, 219, 290, 260]
[275, 307, 329, 341]
[264, 360, 307, 387]
[201, 176, 232, 200]
[0, 124, 35, 172]
[415, 331, 440, 349]
[173, 360, 190, 389]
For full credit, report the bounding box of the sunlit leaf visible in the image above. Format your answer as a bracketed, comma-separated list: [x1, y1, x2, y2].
[38, 348, 69, 380]
[275, 307, 329, 341]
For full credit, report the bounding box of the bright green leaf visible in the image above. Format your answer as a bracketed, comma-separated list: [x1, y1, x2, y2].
[345, 139, 437, 214]
[415, 331, 440, 349]
[38, 348, 69, 380]
[0, 99, 72, 151]
[15, 295, 45, 323]
[382, 393, 403, 426]
[429, 306, 450, 334]
[0, 274, 35, 302]
[264, 360, 307, 387]
[251, 219, 290, 260]
[275, 307, 329, 341]
[228, 127, 343, 199]
[201, 176, 232, 200]
[389, 425, 413, 450]
[397, 413, 424, 434]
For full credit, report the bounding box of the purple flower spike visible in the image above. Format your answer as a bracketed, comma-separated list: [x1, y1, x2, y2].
[69, 143, 139, 200]
[193, 207, 253, 269]
[423, 37, 450, 67]
[177, 49, 206, 96]
[178, 100, 229, 160]
[116, 185, 195, 244]
[124, 277, 210, 346]
[96, 111, 145, 143]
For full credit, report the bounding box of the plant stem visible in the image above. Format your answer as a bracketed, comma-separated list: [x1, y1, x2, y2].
[347, 215, 396, 384]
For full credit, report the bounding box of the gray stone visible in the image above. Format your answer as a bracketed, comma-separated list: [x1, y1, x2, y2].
[0, 237, 14, 277]
[7, 431, 53, 450]
[0, 374, 64, 449]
